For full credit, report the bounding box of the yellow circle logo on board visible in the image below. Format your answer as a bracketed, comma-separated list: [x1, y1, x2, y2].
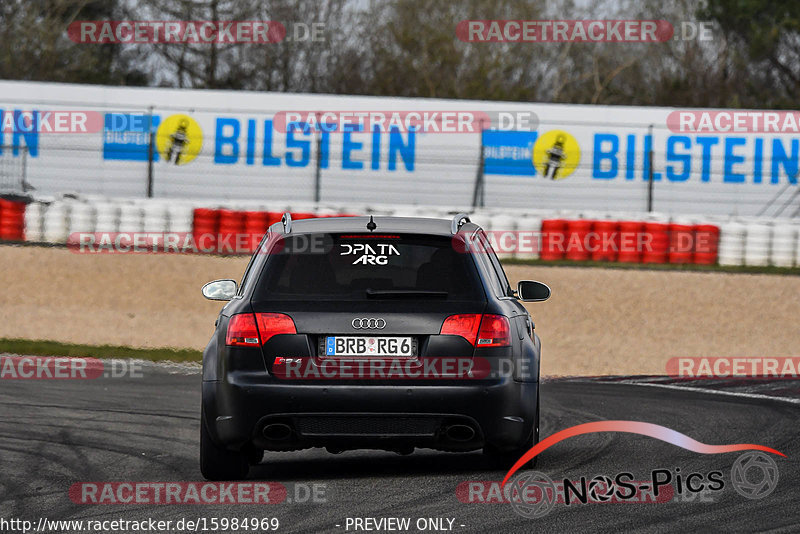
[532, 130, 580, 180]
[156, 114, 203, 165]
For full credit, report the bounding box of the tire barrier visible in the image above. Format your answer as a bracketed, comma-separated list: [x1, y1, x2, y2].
[770, 224, 796, 268]
[0, 199, 26, 241]
[5, 196, 800, 267]
[192, 208, 219, 252]
[717, 221, 745, 266]
[490, 214, 516, 260]
[667, 222, 694, 264]
[617, 221, 644, 263]
[744, 222, 772, 267]
[693, 224, 720, 265]
[244, 211, 270, 252]
[42, 201, 69, 244]
[540, 219, 566, 261]
[563, 219, 592, 261]
[218, 209, 245, 252]
[592, 220, 619, 262]
[515, 216, 541, 260]
[23, 201, 43, 242]
[641, 222, 669, 264]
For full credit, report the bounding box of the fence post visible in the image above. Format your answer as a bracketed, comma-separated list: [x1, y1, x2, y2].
[314, 113, 322, 203]
[147, 106, 155, 198]
[471, 120, 486, 208]
[21, 145, 29, 191]
[647, 123, 654, 212]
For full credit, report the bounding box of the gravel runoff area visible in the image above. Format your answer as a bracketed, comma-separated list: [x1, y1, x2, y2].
[1, 244, 799, 376]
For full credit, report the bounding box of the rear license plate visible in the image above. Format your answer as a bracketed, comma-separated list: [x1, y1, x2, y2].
[323, 336, 416, 357]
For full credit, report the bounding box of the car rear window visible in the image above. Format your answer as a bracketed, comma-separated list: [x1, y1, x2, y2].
[254, 233, 484, 300]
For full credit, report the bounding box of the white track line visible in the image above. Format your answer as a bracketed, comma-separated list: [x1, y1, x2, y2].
[609, 379, 800, 406]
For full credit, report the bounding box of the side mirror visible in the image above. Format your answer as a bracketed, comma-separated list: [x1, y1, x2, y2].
[517, 280, 550, 302]
[202, 279, 238, 301]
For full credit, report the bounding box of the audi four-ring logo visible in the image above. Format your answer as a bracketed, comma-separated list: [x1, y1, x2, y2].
[352, 318, 386, 329]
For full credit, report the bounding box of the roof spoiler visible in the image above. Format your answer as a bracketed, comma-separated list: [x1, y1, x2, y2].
[451, 213, 471, 234]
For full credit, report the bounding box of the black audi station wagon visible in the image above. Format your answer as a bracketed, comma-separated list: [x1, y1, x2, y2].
[200, 214, 550, 480]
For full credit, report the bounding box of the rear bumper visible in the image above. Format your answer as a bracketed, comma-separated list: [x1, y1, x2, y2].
[202, 373, 537, 452]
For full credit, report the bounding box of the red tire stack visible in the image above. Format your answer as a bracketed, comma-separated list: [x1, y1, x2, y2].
[540, 219, 566, 260]
[244, 211, 270, 252]
[193, 208, 219, 254]
[641, 222, 670, 263]
[0, 199, 25, 241]
[591, 220, 618, 262]
[564, 219, 592, 261]
[668, 223, 694, 263]
[693, 224, 720, 264]
[617, 221, 643, 263]
[265, 212, 283, 227]
[218, 210, 245, 255]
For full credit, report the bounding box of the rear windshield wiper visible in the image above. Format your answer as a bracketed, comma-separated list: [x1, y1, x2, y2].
[365, 289, 449, 299]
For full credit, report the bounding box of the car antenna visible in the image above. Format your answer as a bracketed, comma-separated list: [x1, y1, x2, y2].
[366, 215, 377, 231]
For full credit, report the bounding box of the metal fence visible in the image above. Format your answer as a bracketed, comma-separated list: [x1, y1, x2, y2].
[0, 145, 29, 193]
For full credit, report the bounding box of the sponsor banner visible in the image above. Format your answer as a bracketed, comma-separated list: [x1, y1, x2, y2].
[2, 81, 798, 215]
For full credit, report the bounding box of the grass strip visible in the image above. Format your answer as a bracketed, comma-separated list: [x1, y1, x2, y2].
[0, 338, 202, 362]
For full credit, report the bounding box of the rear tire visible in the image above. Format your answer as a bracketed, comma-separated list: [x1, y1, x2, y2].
[200, 407, 249, 481]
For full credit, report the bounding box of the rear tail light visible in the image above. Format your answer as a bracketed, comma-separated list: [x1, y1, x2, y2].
[440, 313, 510, 347]
[255, 313, 297, 343]
[226, 313, 296, 346]
[476, 314, 511, 347]
[226, 314, 261, 346]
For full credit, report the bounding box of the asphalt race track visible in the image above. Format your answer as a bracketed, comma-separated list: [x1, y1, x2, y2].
[1, 361, 798, 533]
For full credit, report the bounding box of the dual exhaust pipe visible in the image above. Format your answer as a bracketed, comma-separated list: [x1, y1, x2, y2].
[261, 422, 293, 441]
[442, 423, 475, 442]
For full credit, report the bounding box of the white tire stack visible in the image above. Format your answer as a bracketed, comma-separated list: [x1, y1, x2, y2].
[142, 202, 169, 234]
[489, 213, 516, 259]
[770, 224, 797, 267]
[743, 222, 772, 266]
[42, 201, 69, 244]
[95, 201, 120, 233]
[167, 204, 194, 234]
[118, 203, 144, 233]
[67, 201, 96, 234]
[23, 202, 44, 242]
[716, 221, 746, 266]
[516, 216, 542, 260]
